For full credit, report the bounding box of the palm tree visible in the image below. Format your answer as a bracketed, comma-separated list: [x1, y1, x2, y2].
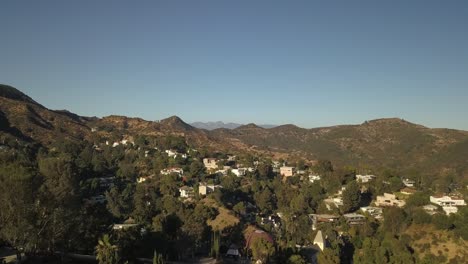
[95, 234, 120, 264]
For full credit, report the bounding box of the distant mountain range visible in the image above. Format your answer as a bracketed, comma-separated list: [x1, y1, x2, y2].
[1, 84, 468, 179]
[190, 121, 277, 130]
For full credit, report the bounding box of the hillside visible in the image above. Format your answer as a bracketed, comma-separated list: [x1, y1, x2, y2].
[1, 84, 467, 178]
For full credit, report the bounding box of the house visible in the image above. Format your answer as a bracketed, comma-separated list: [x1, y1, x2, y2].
[198, 183, 222, 196]
[280, 166, 295, 177]
[343, 213, 366, 225]
[310, 214, 339, 230]
[442, 206, 458, 215]
[137, 175, 155, 183]
[430, 195, 466, 207]
[160, 167, 184, 176]
[375, 193, 406, 207]
[360, 206, 383, 219]
[203, 158, 218, 170]
[165, 149, 177, 157]
[423, 204, 438, 215]
[179, 186, 194, 198]
[231, 168, 247, 177]
[356, 174, 376, 183]
[400, 187, 417, 195]
[313, 230, 326, 251]
[309, 175, 321, 183]
[260, 215, 281, 228]
[165, 149, 188, 159]
[402, 178, 416, 187]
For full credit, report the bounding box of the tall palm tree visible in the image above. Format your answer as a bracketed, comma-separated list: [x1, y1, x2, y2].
[95, 234, 120, 264]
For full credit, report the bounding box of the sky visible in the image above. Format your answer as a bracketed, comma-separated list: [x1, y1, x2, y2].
[1, 1, 468, 130]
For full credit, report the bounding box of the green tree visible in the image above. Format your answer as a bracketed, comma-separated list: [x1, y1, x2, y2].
[251, 237, 275, 263]
[95, 234, 120, 264]
[342, 181, 361, 213]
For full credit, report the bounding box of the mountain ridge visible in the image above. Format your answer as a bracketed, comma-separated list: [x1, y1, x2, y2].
[1, 84, 467, 178]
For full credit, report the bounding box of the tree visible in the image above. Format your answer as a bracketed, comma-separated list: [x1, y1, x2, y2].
[382, 207, 407, 235]
[342, 181, 361, 213]
[251, 237, 275, 263]
[318, 248, 340, 264]
[288, 254, 307, 264]
[254, 187, 276, 214]
[95, 234, 120, 264]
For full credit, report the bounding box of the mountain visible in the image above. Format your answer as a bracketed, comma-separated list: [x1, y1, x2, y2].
[191, 121, 243, 130]
[191, 121, 276, 130]
[1, 84, 468, 178]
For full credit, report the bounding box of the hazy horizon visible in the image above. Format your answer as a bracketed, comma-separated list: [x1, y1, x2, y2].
[1, 1, 468, 130]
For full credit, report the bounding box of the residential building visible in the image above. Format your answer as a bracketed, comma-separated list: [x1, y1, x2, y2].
[343, 213, 366, 225]
[375, 193, 406, 207]
[280, 166, 295, 177]
[198, 183, 222, 196]
[309, 175, 321, 183]
[203, 158, 218, 170]
[137, 175, 155, 183]
[430, 195, 466, 207]
[360, 206, 383, 219]
[160, 167, 184, 176]
[356, 174, 376, 183]
[179, 186, 194, 198]
[231, 168, 246, 177]
[423, 204, 438, 215]
[402, 178, 416, 187]
[400, 187, 417, 195]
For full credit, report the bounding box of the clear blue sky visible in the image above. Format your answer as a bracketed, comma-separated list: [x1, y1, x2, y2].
[1, 1, 468, 130]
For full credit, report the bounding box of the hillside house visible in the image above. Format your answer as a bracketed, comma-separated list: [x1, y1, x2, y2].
[310, 214, 339, 230]
[402, 178, 416, 187]
[203, 158, 218, 170]
[309, 175, 321, 183]
[430, 195, 466, 207]
[423, 204, 438, 215]
[360, 206, 383, 219]
[199, 183, 222, 196]
[231, 168, 247, 177]
[375, 193, 406, 207]
[343, 213, 366, 225]
[137, 175, 155, 183]
[400, 187, 417, 195]
[179, 186, 194, 198]
[356, 174, 376, 183]
[280, 166, 295, 177]
[160, 167, 184, 176]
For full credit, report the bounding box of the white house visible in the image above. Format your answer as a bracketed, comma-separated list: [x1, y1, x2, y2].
[309, 175, 321, 183]
[179, 186, 194, 198]
[199, 183, 222, 196]
[203, 158, 218, 170]
[375, 193, 406, 207]
[423, 204, 438, 215]
[231, 168, 247, 177]
[343, 213, 366, 225]
[137, 175, 155, 183]
[430, 195, 466, 207]
[280, 166, 295, 177]
[402, 178, 416, 187]
[360, 206, 383, 219]
[160, 167, 184, 176]
[356, 174, 376, 183]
